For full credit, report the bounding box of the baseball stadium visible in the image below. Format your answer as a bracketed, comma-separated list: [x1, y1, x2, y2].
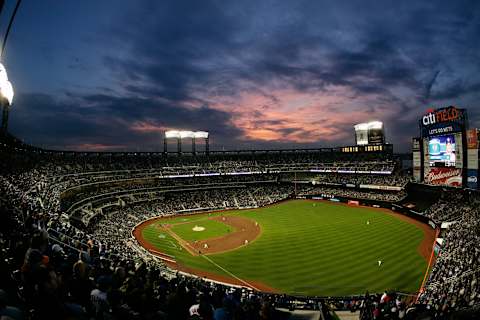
[2, 110, 479, 319]
[1, 1, 479, 320]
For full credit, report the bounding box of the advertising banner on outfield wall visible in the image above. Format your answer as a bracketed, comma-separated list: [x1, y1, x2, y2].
[467, 169, 478, 189]
[359, 184, 403, 191]
[467, 149, 479, 169]
[455, 132, 463, 169]
[412, 138, 421, 151]
[424, 167, 463, 187]
[467, 129, 478, 149]
[412, 138, 422, 182]
[413, 153, 421, 167]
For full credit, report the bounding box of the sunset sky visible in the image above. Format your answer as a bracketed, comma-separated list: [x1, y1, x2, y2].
[1, 0, 479, 152]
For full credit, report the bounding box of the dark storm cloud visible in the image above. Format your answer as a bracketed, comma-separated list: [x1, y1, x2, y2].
[79, 93, 241, 136]
[102, 0, 242, 101]
[11, 92, 242, 150]
[7, 0, 480, 151]
[101, 2, 431, 102]
[430, 81, 480, 101]
[10, 93, 123, 148]
[114, 23, 419, 99]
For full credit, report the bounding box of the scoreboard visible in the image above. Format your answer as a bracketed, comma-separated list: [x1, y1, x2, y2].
[413, 106, 478, 189]
[354, 121, 385, 146]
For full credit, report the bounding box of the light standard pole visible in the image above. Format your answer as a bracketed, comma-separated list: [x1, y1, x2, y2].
[1, 0, 23, 58]
[1, 99, 9, 132]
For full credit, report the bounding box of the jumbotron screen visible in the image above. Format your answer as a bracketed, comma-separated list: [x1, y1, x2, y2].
[428, 134, 456, 167]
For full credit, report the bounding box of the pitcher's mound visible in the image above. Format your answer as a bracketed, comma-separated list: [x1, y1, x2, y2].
[192, 225, 205, 232]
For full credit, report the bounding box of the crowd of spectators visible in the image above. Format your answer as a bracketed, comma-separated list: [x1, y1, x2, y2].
[423, 191, 472, 223]
[299, 186, 407, 202]
[0, 147, 317, 319]
[0, 172, 310, 319]
[327, 291, 414, 319]
[87, 184, 293, 252]
[312, 173, 411, 188]
[3, 140, 480, 319]
[51, 159, 395, 185]
[0, 142, 397, 178]
[0, 218, 299, 319]
[416, 190, 480, 317]
[60, 174, 280, 211]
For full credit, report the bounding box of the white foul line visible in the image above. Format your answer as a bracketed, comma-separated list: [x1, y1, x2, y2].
[201, 254, 261, 291]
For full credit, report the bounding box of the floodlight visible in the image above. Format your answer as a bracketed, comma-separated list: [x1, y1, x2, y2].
[0, 63, 8, 83]
[0, 80, 13, 104]
[165, 130, 181, 139]
[354, 123, 369, 131]
[367, 121, 383, 129]
[179, 131, 195, 138]
[194, 131, 209, 139]
[0, 63, 13, 104]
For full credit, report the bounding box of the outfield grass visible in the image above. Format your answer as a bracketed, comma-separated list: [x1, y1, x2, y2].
[141, 200, 428, 296]
[170, 219, 234, 242]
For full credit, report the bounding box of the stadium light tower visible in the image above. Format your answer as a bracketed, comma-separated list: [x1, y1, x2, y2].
[0, 62, 14, 133]
[164, 130, 209, 155]
[0, 0, 22, 134]
[165, 130, 181, 154]
[194, 131, 209, 155]
[180, 130, 194, 155]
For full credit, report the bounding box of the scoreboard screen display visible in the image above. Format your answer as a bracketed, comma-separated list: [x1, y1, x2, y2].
[429, 134, 456, 167]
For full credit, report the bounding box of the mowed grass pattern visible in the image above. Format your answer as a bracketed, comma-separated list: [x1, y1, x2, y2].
[141, 200, 427, 296]
[170, 219, 234, 242]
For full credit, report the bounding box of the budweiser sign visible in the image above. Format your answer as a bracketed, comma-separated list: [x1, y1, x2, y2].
[425, 168, 463, 186]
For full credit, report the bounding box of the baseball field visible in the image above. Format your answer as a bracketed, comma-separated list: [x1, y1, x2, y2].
[133, 200, 436, 297]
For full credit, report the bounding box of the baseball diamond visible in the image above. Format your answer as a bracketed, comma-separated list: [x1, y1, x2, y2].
[134, 200, 436, 296]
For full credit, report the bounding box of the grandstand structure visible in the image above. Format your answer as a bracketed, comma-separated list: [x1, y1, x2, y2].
[1, 126, 479, 319]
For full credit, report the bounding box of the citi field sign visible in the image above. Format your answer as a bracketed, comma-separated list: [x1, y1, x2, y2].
[420, 106, 467, 137]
